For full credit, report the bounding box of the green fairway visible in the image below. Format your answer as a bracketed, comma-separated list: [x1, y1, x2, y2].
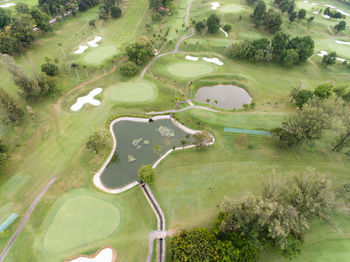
[106, 80, 158, 103]
[42, 190, 120, 254]
[165, 61, 215, 79]
[82, 45, 118, 65]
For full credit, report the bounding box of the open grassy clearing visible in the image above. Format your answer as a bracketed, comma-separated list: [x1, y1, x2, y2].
[82, 45, 118, 65]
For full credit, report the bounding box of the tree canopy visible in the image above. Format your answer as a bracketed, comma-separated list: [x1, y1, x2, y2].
[138, 165, 155, 183]
[207, 14, 220, 33]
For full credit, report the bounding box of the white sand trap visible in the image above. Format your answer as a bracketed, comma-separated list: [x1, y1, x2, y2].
[336, 40, 350, 46]
[313, 11, 319, 14]
[336, 9, 350, 16]
[304, 0, 308, 2]
[211, 2, 220, 10]
[324, 4, 336, 8]
[185, 55, 199, 61]
[203, 57, 224, 66]
[87, 36, 103, 47]
[71, 88, 102, 111]
[70, 248, 114, 262]
[219, 27, 228, 38]
[317, 50, 346, 62]
[74, 45, 89, 54]
[0, 3, 15, 7]
[322, 14, 330, 19]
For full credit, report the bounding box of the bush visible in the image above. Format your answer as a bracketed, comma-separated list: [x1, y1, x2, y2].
[223, 24, 232, 32]
[120, 61, 139, 76]
[195, 21, 205, 32]
[111, 6, 122, 18]
[138, 165, 155, 183]
[89, 19, 96, 26]
[41, 62, 59, 76]
[86, 131, 108, 154]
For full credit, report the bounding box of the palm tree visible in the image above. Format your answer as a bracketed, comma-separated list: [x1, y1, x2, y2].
[82, 64, 89, 78]
[71, 63, 80, 81]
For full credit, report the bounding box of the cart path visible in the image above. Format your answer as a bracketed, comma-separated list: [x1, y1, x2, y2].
[141, 0, 194, 78]
[0, 177, 57, 262]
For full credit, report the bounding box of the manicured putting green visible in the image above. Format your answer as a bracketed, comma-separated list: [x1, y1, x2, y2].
[83, 45, 117, 65]
[220, 4, 244, 13]
[42, 191, 120, 254]
[166, 62, 215, 79]
[106, 80, 158, 103]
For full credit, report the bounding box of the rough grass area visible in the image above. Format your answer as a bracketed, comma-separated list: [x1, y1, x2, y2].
[82, 45, 118, 65]
[106, 80, 158, 103]
[42, 190, 120, 254]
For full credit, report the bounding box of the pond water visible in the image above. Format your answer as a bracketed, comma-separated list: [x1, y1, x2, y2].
[194, 85, 252, 109]
[100, 119, 193, 189]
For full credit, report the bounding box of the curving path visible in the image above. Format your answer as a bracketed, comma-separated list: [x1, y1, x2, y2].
[0, 177, 57, 262]
[141, 0, 195, 79]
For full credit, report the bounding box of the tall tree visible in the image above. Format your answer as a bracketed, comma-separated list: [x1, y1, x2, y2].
[0, 7, 12, 29]
[298, 9, 306, 19]
[251, 0, 266, 27]
[0, 88, 24, 124]
[207, 14, 220, 33]
[334, 21, 346, 34]
[264, 8, 282, 32]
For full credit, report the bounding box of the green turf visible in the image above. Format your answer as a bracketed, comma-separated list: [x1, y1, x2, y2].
[219, 4, 245, 13]
[165, 61, 216, 79]
[42, 190, 120, 254]
[106, 80, 158, 103]
[82, 45, 118, 65]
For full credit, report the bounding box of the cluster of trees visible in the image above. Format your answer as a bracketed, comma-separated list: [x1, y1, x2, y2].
[226, 32, 314, 65]
[0, 54, 58, 101]
[38, 0, 78, 16]
[149, 0, 169, 11]
[273, 84, 350, 152]
[99, 0, 122, 20]
[273, 0, 309, 23]
[78, 0, 99, 12]
[170, 172, 342, 261]
[251, 1, 282, 33]
[324, 7, 345, 19]
[120, 37, 154, 76]
[0, 3, 52, 54]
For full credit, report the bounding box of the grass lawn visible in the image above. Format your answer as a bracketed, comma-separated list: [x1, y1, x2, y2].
[82, 45, 118, 65]
[106, 80, 158, 103]
[41, 189, 120, 254]
[165, 60, 216, 79]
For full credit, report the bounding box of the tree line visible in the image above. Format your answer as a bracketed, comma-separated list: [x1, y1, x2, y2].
[170, 172, 346, 261]
[272, 83, 350, 153]
[226, 31, 314, 65]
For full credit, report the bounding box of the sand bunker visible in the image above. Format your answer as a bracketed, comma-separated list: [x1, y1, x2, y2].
[336, 40, 350, 46]
[317, 51, 346, 62]
[74, 45, 89, 54]
[323, 14, 330, 19]
[219, 27, 228, 38]
[71, 88, 102, 111]
[203, 57, 224, 66]
[0, 3, 14, 8]
[211, 2, 220, 10]
[313, 11, 319, 14]
[87, 36, 103, 47]
[324, 4, 336, 9]
[68, 247, 116, 262]
[185, 55, 199, 61]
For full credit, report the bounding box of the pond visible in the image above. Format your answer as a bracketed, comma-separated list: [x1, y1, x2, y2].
[99, 118, 193, 189]
[194, 85, 252, 109]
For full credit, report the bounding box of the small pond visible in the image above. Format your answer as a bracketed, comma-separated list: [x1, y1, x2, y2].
[100, 119, 193, 189]
[194, 85, 252, 109]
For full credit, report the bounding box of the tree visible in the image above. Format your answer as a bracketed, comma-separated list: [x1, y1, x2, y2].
[287, 36, 314, 63]
[289, 11, 297, 23]
[298, 9, 306, 19]
[120, 61, 139, 76]
[322, 52, 337, 67]
[86, 131, 108, 153]
[264, 9, 282, 32]
[170, 228, 215, 262]
[333, 85, 348, 102]
[138, 165, 155, 183]
[99, 5, 110, 20]
[193, 131, 212, 150]
[281, 48, 299, 66]
[111, 6, 122, 18]
[0, 7, 11, 29]
[332, 106, 350, 152]
[15, 3, 30, 14]
[30, 7, 52, 32]
[314, 83, 332, 100]
[294, 89, 313, 108]
[11, 14, 34, 48]
[289, 85, 302, 103]
[334, 21, 346, 34]
[0, 35, 19, 55]
[70, 63, 80, 81]
[149, 0, 162, 10]
[251, 0, 266, 27]
[41, 62, 59, 76]
[0, 88, 24, 124]
[0, 140, 9, 170]
[207, 14, 220, 33]
[223, 24, 232, 32]
[271, 31, 290, 59]
[195, 21, 205, 32]
[125, 38, 154, 65]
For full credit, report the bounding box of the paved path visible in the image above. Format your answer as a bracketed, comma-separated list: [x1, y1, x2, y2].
[141, 0, 194, 79]
[140, 183, 166, 262]
[0, 177, 57, 262]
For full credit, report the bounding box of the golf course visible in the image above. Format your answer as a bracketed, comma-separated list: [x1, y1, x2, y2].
[0, 0, 349, 261]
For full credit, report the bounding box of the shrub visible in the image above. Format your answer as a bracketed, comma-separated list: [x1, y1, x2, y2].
[86, 131, 108, 154]
[41, 62, 59, 76]
[89, 19, 96, 26]
[120, 61, 139, 76]
[223, 24, 232, 32]
[195, 21, 205, 32]
[138, 165, 155, 183]
[111, 6, 122, 18]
